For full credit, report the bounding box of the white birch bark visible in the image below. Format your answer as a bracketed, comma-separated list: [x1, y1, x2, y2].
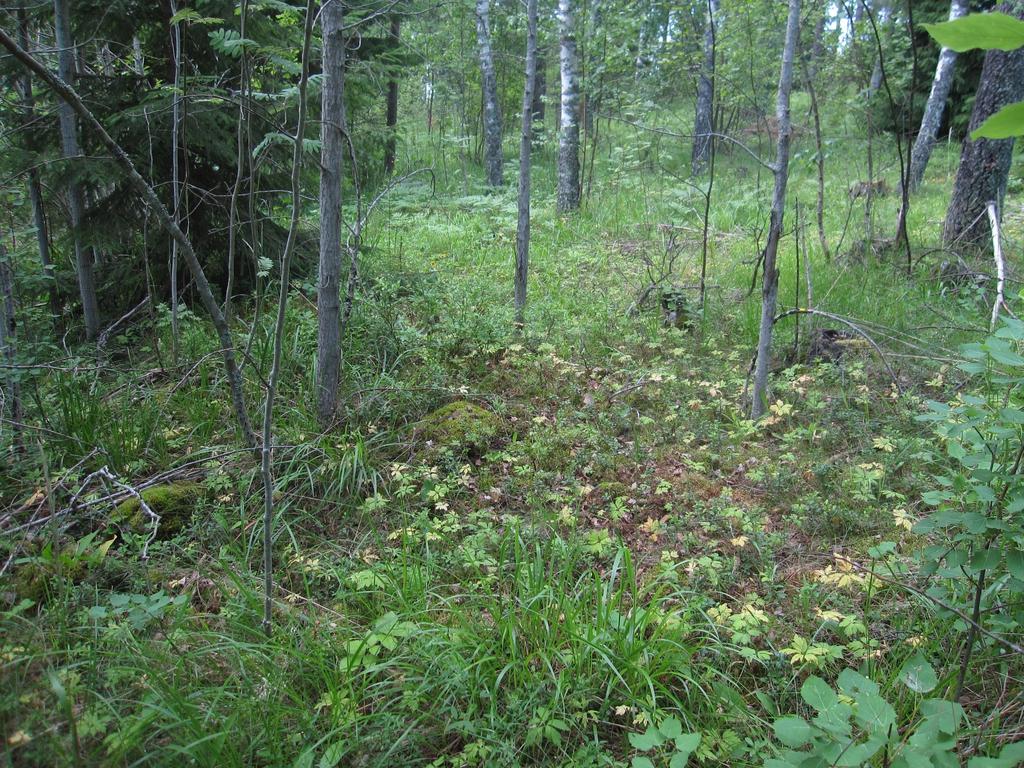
[909, 0, 968, 192]
[557, 0, 581, 212]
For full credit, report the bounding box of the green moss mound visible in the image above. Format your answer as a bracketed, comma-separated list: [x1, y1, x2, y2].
[113, 482, 203, 539]
[414, 400, 501, 458]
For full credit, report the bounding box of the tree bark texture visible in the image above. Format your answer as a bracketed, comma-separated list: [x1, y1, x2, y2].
[54, 0, 99, 339]
[751, 0, 800, 419]
[476, 0, 503, 186]
[909, 0, 968, 192]
[515, 0, 539, 328]
[691, 0, 719, 176]
[557, 0, 581, 212]
[317, 0, 346, 425]
[944, 1, 1024, 246]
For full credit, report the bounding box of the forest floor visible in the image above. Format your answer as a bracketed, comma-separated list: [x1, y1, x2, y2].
[2, 135, 1024, 766]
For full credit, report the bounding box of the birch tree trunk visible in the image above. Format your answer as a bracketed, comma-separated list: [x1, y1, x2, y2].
[317, 0, 346, 425]
[476, 0, 503, 187]
[691, 0, 719, 176]
[515, 0, 539, 329]
[751, 0, 800, 419]
[909, 0, 968, 192]
[557, 0, 581, 212]
[53, 0, 99, 340]
[944, 0, 1024, 246]
[18, 9, 60, 330]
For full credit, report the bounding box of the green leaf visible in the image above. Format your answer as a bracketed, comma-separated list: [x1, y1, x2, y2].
[1007, 549, 1024, 580]
[318, 742, 345, 768]
[973, 101, 1024, 139]
[920, 700, 965, 735]
[801, 676, 838, 712]
[631, 758, 656, 768]
[774, 716, 814, 747]
[629, 726, 665, 751]
[900, 655, 938, 694]
[659, 717, 683, 739]
[924, 12, 1024, 52]
[969, 548, 1001, 572]
[673, 732, 700, 756]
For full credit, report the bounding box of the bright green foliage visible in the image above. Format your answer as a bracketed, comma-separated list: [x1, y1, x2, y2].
[915, 317, 1024, 688]
[628, 717, 700, 768]
[971, 101, 1024, 139]
[924, 12, 1024, 139]
[923, 12, 1024, 52]
[766, 668, 1024, 768]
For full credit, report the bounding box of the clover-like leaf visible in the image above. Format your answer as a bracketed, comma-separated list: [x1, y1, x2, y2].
[900, 655, 938, 694]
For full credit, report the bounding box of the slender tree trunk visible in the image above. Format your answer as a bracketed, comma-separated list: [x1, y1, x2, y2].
[515, 0, 539, 330]
[18, 9, 60, 330]
[583, 0, 603, 136]
[805, 65, 828, 260]
[751, 0, 800, 419]
[531, 51, 546, 144]
[53, 0, 99, 340]
[909, 0, 967, 192]
[944, 1, 1024, 246]
[0, 245, 21, 452]
[0, 27, 258, 448]
[557, 0, 581, 212]
[132, 34, 144, 74]
[317, 0, 346, 425]
[263, 0, 316, 636]
[810, 4, 826, 72]
[476, 0, 504, 186]
[225, 0, 249, 321]
[170, 2, 183, 361]
[384, 14, 400, 176]
[691, 0, 719, 175]
[803, 1, 829, 259]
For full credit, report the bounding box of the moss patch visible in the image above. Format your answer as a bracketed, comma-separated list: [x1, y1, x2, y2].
[113, 482, 203, 539]
[413, 400, 502, 458]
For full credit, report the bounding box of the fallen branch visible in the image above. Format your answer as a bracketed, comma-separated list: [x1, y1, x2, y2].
[988, 201, 1007, 331]
[773, 308, 903, 394]
[67, 466, 161, 559]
